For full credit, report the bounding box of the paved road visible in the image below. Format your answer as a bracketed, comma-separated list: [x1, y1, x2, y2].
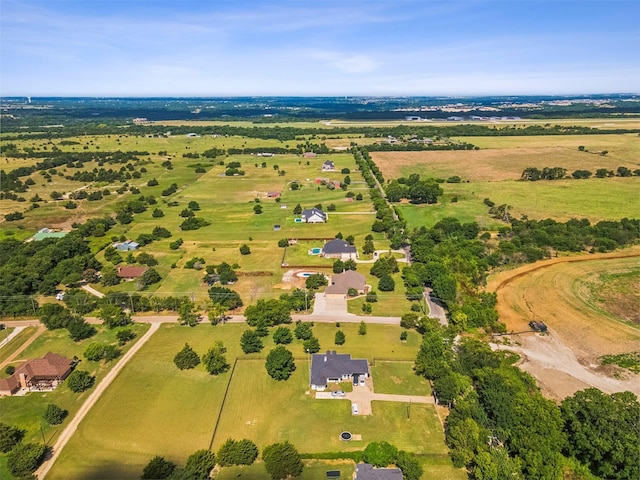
[80, 284, 105, 299]
[0, 326, 26, 349]
[0, 326, 46, 370]
[424, 288, 448, 326]
[355, 250, 409, 264]
[35, 321, 161, 479]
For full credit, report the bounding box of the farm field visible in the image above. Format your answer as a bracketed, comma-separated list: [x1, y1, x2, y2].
[371, 132, 640, 228]
[396, 177, 640, 230]
[488, 248, 640, 399]
[45, 322, 458, 479]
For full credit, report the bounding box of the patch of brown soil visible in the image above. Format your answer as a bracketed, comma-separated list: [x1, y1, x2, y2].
[489, 248, 640, 400]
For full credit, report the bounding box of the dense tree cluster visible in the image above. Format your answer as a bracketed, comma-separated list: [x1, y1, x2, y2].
[0, 233, 99, 315]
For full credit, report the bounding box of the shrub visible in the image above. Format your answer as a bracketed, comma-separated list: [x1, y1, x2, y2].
[334, 330, 345, 345]
[240, 330, 264, 354]
[174, 343, 201, 370]
[43, 404, 68, 425]
[303, 336, 320, 354]
[67, 370, 94, 393]
[239, 244, 251, 255]
[273, 327, 293, 345]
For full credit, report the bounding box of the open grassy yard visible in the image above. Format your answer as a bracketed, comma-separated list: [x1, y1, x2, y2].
[45, 322, 459, 479]
[370, 361, 431, 395]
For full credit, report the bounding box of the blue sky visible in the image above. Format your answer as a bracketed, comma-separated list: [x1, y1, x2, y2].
[1, 0, 638, 96]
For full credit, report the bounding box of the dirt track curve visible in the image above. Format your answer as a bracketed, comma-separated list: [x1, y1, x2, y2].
[487, 247, 640, 401]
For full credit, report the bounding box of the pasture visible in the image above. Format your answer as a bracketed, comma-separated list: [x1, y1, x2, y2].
[371, 134, 639, 182]
[374, 132, 640, 229]
[45, 322, 459, 479]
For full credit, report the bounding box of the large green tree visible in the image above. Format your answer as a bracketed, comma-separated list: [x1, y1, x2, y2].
[561, 388, 640, 480]
[245, 299, 291, 327]
[240, 330, 264, 354]
[98, 303, 131, 329]
[262, 441, 303, 480]
[7, 443, 47, 478]
[0, 423, 25, 453]
[202, 343, 230, 375]
[181, 449, 216, 480]
[141, 455, 176, 479]
[265, 346, 296, 380]
[217, 438, 259, 466]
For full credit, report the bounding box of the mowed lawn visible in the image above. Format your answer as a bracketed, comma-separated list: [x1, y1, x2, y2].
[46, 322, 459, 479]
[371, 361, 432, 396]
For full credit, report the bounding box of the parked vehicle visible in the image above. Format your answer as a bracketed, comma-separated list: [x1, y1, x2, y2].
[352, 403, 359, 415]
[331, 390, 345, 397]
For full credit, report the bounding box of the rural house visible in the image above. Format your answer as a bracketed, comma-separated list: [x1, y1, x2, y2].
[301, 207, 327, 223]
[310, 351, 369, 391]
[0, 352, 74, 396]
[322, 238, 357, 260]
[117, 266, 148, 279]
[325, 270, 367, 296]
[113, 240, 140, 251]
[321, 160, 335, 171]
[355, 463, 403, 480]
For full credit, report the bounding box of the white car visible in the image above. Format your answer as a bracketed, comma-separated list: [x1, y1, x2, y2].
[331, 390, 345, 397]
[352, 403, 359, 415]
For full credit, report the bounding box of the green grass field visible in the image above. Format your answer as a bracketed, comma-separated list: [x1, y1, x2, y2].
[370, 361, 431, 395]
[45, 322, 459, 479]
[395, 177, 640, 230]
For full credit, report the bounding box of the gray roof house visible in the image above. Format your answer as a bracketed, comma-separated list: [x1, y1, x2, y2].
[322, 238, 357, 260]
[321, 160, 335, 171]
[310, 350, 369, 391]
[325, 270, 367, 296]
[113, 240, 140, 251]
[355, 463, 403, 480]
[301, 207, 327, 223]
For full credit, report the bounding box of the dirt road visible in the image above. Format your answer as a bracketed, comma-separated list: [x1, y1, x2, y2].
[0, 326, 46, 370]
[489, 247, 640, 401]
[35, 321, 161, 479]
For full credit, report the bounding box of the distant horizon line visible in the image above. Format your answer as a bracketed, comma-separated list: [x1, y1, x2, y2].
[2, 93, 639, 100]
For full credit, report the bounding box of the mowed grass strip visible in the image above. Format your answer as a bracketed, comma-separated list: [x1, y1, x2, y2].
[371, 361, 431, 396]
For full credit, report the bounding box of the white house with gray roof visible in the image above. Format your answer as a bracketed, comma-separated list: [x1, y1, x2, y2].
[310, 351, 369, 391]
[322, 238, 357, 260]
[301, 207, 327, 223]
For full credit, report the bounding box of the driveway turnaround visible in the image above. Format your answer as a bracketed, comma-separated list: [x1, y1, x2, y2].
[315, 380, 433, 416]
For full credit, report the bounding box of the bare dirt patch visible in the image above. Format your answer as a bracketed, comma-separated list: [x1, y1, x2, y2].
[488, 248, 640, 400]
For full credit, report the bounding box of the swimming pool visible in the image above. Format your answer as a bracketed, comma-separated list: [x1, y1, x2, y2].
[294, 218, 303, 223]
[296, 271, 319, 278]
[308, 247, 322, 255]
